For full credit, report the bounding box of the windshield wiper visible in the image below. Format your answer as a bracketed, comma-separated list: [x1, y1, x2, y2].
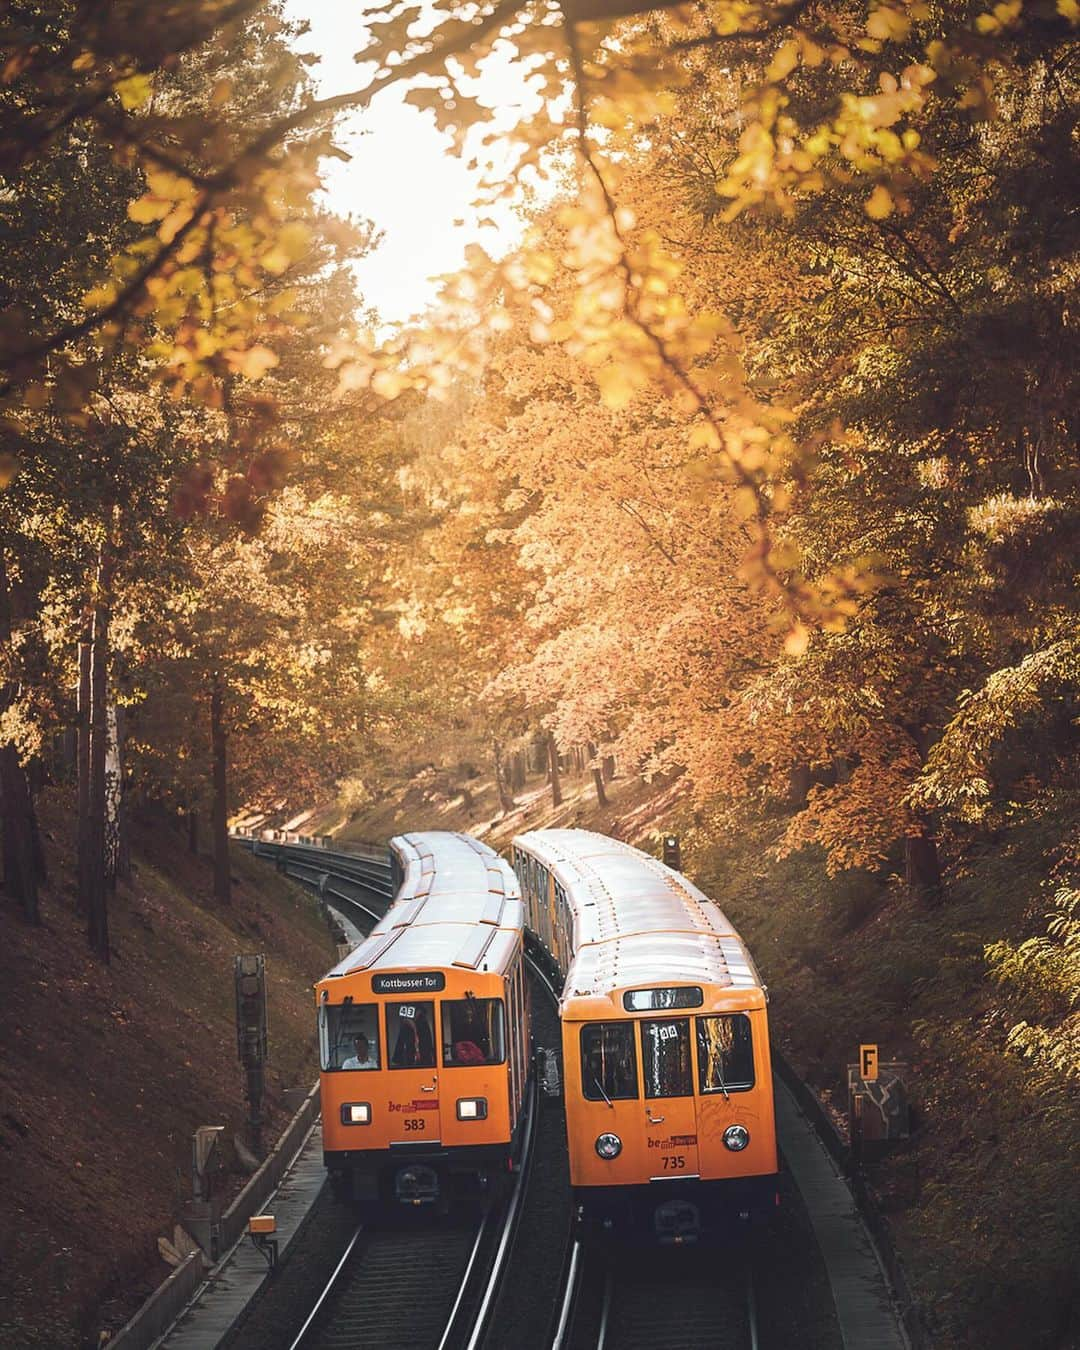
[592, 1075, 613, 1108]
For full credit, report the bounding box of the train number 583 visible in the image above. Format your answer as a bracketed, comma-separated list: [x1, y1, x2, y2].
[404, 1117, 425, 1131]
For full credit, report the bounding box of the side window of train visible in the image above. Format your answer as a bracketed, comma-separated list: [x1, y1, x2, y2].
[640, 1019, 693, 1098]
[580, 1023, 639, 1101]
[696, 1014, 755, 1092]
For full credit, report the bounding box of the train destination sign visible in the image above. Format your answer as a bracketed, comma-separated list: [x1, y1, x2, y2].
[372, 971, 446, 994]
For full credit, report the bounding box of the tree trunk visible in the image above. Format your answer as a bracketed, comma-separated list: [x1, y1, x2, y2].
[602, 754, 616, 782]
[86, 559, 111, 961]
[76, 613, 92, 917]
[547, 732, 563, 808]
[509, 752, 526, 792]
[104, 701, 121, 891]
[211, 674, 231, 904]
[588, 742, 608, 808]
[789, 762, 812, 812]
[905, 828, 943, 908]
[0, 549, 39, 922]
[493, 741, 516, 814]
[29, 781, 47, 884]
[114, 704, 131, 884]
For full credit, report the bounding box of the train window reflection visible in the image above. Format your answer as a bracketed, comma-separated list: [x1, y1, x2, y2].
[640, 1019, 693, 1098]
[696, 1014, 755, 1093]
[319, 1002, 380, 1071]
[623, 987, 704, 1011]
[581, 1023, 639, 1101]
[442, 997, 505, 1066]
[386, 1001, 437, 1069]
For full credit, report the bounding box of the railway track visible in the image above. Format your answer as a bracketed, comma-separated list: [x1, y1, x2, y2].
[282, 1085, 538, 1350]
[551, 1239, 758, 1350]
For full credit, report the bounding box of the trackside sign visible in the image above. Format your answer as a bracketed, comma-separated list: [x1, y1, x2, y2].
[372, 971, 446, 994]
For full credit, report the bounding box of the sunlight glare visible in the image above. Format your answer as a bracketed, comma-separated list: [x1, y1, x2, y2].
[285, 1, 544, 327]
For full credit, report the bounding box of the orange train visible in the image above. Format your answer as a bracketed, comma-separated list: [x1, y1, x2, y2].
[512, 828, 778, 1242]
[316, 831, 531, 1210]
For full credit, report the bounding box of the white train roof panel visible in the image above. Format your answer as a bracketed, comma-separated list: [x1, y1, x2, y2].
[513, 828, 764, 1001]
[322, 832, 522, 982]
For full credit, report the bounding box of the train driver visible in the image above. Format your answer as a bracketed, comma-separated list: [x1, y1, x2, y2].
[342, 1032, 378, 1070]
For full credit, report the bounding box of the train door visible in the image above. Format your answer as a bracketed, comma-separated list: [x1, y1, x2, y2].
[693, 1009, 775, 1182]
[569, 1020, 643, 1187]
[638, 1018, 701, 1180]
[383, 999, 442, 1197]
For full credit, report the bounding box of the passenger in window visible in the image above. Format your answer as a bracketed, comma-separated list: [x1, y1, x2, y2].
[392, 1006, 436, 1068]
[452, 1039, 487, 1065]
[342, 1033, 377, 1071]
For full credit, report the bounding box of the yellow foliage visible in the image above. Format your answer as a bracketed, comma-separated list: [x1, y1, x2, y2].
[865, 184, 895, 219]
[866, 6, 912, 41]
[114, 73, 152, 111]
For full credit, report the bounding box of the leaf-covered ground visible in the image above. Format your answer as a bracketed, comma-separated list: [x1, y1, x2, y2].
[0, 791, 334, 1350]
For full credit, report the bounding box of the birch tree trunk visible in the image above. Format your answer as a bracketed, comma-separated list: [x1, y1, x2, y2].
[588, 742, 608, 808]
[104, 701, 122, 890]
[493, 740, 516, 813]
[76, 614, 92, 917]
[547, 732, 562, 808]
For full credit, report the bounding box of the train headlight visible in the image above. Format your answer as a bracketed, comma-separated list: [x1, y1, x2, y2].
[456, 1097, 488, 1120]
[340, 1102, 371, 1126]
[595, 1132, 622, 1160]
[723, 1124, 750, 1151]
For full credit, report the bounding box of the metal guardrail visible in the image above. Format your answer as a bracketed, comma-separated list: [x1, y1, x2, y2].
[218, 1083, 321, 1253]
[106, 1249, 206, 1350]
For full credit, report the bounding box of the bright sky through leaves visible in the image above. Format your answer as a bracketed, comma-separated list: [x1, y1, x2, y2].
[285, 0, 542, 326]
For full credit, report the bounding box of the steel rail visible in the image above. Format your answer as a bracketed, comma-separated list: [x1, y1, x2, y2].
[286, 1224, 364, 1350]
[596, 1257, 613, 1350]
[435, 1206, 500, 1350]
[462, 1078, 538, 1350]
[550, 1238, 584, 1350]
[746, 1259, 759, 1350]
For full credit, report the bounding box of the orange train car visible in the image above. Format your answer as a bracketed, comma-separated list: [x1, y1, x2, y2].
[512, 829, 778, 1242]
[316, 831, 531, 1210]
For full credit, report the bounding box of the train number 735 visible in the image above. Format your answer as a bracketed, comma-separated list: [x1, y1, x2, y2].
[662, 1154, 686, 1169]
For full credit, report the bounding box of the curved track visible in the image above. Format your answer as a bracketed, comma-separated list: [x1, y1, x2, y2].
[552, 1240, 757, 1350]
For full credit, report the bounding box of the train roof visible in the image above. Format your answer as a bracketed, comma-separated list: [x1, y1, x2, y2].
[513, 829, 764, 1005]
[322, 832, 523, 985]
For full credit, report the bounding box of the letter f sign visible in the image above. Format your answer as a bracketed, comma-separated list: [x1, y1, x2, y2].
[859, 1044, 879, 1081]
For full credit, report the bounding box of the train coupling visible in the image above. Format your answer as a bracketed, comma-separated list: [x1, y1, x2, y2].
[394, 1163, 441, 1206]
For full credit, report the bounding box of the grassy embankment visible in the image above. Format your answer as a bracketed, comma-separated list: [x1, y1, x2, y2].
[0, 788, 335, 1350]
[336, 761, 1079, 1350]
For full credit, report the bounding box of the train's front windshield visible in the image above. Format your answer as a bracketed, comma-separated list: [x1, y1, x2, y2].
[641, 1018, 693, 1098]
[319, 1003, 380, 1071]
[442, 997, 505, 1066]
[696, 1014, 755, 1093]
[386, 1001, 437, 1069]
[581, 1023, 639, 1101]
